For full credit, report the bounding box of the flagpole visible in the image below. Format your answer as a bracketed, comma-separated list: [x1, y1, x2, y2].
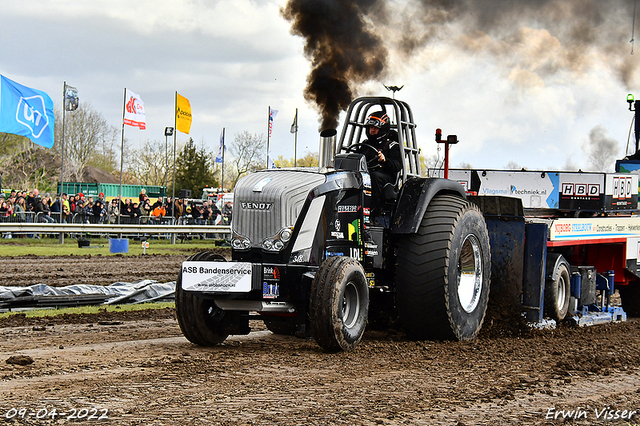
[294, 108, 298, 167]
[172, 92, 177, 231]
[266, 106, 270, 168]
[221, 127, 225, 192]
[118, 88, 126, 227]
[60, 82, 66, 224]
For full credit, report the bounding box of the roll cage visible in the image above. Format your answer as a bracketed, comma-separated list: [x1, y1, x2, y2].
[336, 97, 421, 183]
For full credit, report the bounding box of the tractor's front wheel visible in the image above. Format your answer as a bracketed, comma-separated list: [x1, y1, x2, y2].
[176, 251, 239, 346]
[310, 256, 369, 352]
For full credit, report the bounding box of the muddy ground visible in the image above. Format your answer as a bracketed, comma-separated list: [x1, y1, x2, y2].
[1, 254, 640, 425]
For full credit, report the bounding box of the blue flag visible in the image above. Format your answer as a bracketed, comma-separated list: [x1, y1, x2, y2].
[215, 129, 224, 163]
[0, 75, 55, 148]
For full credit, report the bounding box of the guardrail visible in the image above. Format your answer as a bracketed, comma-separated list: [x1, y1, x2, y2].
[0, 223, 231, 244]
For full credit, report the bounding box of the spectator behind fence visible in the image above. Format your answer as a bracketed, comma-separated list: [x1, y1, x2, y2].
[61, 193, 70, 219]
[84, 199, 94, 223]
[207, 200, 222, 224]
[4, 199, 14, 217]
[190, 203, 201, 224]
[183, 204, 192, 224]
[174, 198, 184, 221]
[165, 197, 173, 217]
[74, 200, 85, 223]
[26, 189, 39, 212]
[32, 192, 50, 223]
[108, 198, 119, 223]
[151, 203, 165, 219]
[14, 196, 26, 222]
[152, 197, 163, 210]
[51, 195, 61, 213]
[39, 194, 55, 223]
[52, 193, 70, 223]
[131, 202, 142, 219]
[68, 195, 76, 214]
[121, 198, 133, 218]
[139, 188, 146, 202]
[141, 198, 151, 217]
[0, 195, 10, 217]
[92, 200, 105, 223]
[222, 200, 232, 224]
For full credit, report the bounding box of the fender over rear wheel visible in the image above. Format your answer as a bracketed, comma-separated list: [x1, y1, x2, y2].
[396, 194, 491, 341]
[310, 256, 369, 352]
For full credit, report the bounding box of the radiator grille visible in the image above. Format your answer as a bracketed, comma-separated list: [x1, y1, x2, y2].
[233, 169, 326, 247]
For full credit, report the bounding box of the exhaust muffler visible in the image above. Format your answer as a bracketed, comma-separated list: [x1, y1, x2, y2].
[319, 129, 337, 168]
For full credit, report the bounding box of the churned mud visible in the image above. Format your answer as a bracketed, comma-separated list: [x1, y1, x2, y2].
[1, 254, 639, 425]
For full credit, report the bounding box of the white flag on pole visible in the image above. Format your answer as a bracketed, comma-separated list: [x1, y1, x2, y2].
[123, 89, 146, 129]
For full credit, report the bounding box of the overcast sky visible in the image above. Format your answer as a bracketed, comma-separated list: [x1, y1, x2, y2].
[0, 0, 638, 172]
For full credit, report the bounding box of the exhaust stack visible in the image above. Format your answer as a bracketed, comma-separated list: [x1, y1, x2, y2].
[319, 129, 337, 168]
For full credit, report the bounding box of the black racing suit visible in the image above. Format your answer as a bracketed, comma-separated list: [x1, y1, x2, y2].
[358, 130, 402, 211]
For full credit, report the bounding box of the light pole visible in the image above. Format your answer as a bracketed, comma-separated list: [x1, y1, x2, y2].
[164, 127, 174, 197]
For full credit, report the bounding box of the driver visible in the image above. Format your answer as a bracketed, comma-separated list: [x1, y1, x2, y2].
[357, 111, 402, 208]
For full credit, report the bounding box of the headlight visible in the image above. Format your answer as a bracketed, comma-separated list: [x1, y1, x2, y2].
[231, 232, 251, 251]
[281, 228, 292, 242]
[261, 227, 294, 252]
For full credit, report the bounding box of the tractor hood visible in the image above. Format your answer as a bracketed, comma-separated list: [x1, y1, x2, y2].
[231, 169, 327, 251]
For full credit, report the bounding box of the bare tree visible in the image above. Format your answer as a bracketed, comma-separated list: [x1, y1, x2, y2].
[228, 131, 265, 188]
[273, 151, 319, 168]
[130, 139, 171, 186]
[585, 125, 619, 172]
[53, 102, 121, 181]
[0, 133, 29, 158]
[420, 153, 441, 176]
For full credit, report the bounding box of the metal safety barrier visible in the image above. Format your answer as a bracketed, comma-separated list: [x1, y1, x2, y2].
[0, 222, 231, 243]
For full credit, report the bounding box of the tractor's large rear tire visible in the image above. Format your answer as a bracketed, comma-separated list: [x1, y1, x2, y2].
[544, 254, 571, 321]
[176, 251, 235, 346]
[310, 256, 369, 352]
[396, 194, 491, 341]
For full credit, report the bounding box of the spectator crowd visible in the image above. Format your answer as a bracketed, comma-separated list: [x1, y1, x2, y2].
[0, 188, 233, 226]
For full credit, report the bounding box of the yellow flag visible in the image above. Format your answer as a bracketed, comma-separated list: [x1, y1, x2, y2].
[176, 92, 192, 134]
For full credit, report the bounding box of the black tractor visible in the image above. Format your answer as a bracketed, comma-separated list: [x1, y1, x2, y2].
[176, 96, 491, 352]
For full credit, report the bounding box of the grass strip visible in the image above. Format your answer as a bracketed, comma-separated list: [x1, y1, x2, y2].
[0, 237, 228, 256]
[0, 302, 175, 319]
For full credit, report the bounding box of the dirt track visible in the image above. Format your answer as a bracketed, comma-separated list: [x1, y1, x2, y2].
[2, 254, 640, 425]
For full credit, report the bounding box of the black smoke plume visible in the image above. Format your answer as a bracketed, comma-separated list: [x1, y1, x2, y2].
[281, 0, 387, 131]
[283, 0, 638, 130]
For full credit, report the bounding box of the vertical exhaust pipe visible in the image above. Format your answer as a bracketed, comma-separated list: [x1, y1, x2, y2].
[319, 129, 337, 168]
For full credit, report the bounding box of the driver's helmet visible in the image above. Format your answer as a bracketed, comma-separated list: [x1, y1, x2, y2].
[365, 111, 390, 141]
